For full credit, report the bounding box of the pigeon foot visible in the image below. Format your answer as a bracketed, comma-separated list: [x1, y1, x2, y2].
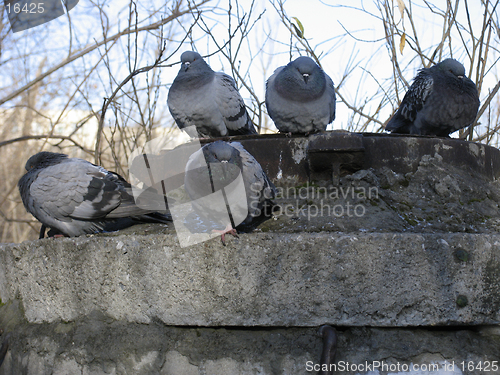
[212, 224, 239, 246]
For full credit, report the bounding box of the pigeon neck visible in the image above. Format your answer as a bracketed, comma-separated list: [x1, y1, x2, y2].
[177, 67, 214, 88]
[276, 68, 326, 102]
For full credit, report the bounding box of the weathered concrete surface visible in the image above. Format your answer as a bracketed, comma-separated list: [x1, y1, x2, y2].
[0, 320, 499, 375]
[220, 132, 500, 186]
[261, 153, 500, 235]
[1, 231, 499, 327]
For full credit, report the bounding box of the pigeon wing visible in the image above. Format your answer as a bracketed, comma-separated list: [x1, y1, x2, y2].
[386, 70, 433, 131]
[30, 160, 123, 221]
[215, 73, 257, 135]
[326, 74, 336, 123]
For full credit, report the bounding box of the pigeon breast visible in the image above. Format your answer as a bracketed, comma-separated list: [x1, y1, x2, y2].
[266, 56, 336, 133]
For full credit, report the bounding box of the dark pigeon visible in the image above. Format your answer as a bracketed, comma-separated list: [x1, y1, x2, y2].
[167, 51, 258, 138]
[184, 141, 276, 243]
[385, 58, 480, 136]
[265, 56, 336, 134]
[18, 152, 171, 238]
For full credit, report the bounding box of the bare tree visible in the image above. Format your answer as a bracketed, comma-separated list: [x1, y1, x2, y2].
[0, 0, 222, 242]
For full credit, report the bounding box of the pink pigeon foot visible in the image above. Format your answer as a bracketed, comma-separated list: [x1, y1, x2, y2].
[212, 224, 239, 246]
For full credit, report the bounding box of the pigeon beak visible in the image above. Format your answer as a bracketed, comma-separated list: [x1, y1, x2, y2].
[302, 73, 310, 84]
[220, 160, 229, 176]
[457, 75, 464, 79]
[182, 62, 191, 71]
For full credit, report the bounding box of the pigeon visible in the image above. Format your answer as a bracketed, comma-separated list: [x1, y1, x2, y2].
[18, 151, 171, 238]
[385, 58, 480, 136]
[184, 141, 276, 244]
[167, 51, 258, 138]
[265, 56, 336, 134]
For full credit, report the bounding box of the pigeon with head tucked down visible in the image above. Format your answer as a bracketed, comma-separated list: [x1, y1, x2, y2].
[385, 58, 480, 136]
[167, 51, 258, 138]
[265, 56, 336, 134]
[18, 151, 171, 238]
[184, 140, 276, 244]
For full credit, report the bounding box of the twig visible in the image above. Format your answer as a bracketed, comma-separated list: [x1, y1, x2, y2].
[0, 134, 90, 152]
[0, 0, 210, 106]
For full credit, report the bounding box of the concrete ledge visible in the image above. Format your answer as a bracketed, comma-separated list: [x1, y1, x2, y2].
[216, 133, 500, 186]
[1, 231, 499, 327]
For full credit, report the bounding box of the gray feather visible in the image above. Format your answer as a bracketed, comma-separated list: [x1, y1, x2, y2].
[168, 51, 257, 138]
[386, 58, 480, 136]
[265, 56, 336, 133]
[18, 152, 171, 237]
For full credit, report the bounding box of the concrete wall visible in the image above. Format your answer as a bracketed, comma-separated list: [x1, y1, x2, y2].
[1, 230, 500, 374]
[1, 232, 500, 327]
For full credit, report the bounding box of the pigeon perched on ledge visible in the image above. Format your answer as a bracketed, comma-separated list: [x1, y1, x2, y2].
[18, 152, 171, 238]
[385, 58, 480, 137]
[167, 51, 258, 138]
[184, 141, 276, 244]
[265, 56, 336, 134]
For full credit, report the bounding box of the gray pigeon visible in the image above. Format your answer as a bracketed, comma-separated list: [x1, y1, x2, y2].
[265, 56, 336, 133]
[18, 152, 171, 238]
[184, 141, 276, 243]
[385, 58, 480, 136]
[167, 51, 258, 138]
